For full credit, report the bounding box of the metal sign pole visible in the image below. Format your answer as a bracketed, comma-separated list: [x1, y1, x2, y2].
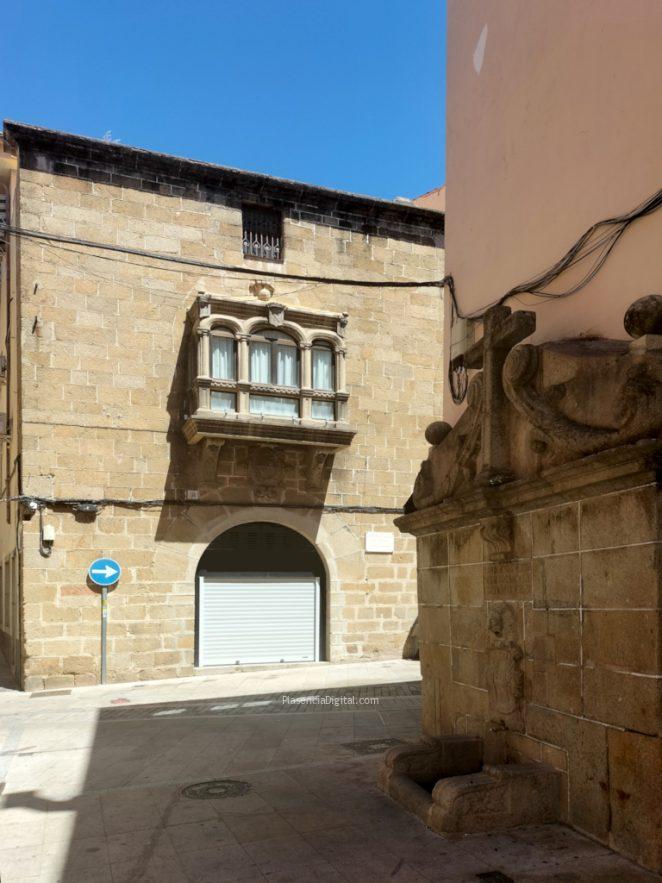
[88, 558, 121, 687]
[101, 585, 108, 685]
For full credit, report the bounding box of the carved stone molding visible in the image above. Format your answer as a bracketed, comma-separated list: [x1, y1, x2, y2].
[267, 302, 286, 327]
[465, 305, 536, 486]
[408, 297, 662, 513]
[249, 281, 275, 301]
[200, 438, 225, 484]
[183, 413, 356, 448]
[503, 340, 662, 460]
[481, 513, 515, 562]
[487, 640, 524, 732]
[412, 373, 483, 509]
[250, 445, 288, 504]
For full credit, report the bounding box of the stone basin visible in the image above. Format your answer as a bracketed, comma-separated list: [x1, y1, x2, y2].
[378, 735, 561, 835]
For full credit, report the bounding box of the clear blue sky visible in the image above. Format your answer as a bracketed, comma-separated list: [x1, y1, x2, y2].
[4, 1, 445, 201]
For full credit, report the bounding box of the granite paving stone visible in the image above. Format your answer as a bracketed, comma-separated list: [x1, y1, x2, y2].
[0, 660, 656, 882]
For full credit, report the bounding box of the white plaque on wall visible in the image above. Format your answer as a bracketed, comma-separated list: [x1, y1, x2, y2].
[365, 531, 395, 554]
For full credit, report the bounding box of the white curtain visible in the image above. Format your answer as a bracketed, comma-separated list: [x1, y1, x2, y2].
[210, 391, 235, 412]
[276, 345, 297, 387]
[210, 337, 235, 380]
[250, 395, 298, 417]
[312, 348, 333, 390]
[312, 400, 334, 420]
[250, 341, 271, 383]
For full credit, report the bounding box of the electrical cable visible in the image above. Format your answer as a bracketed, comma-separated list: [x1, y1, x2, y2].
[4, 493, 403, 515]
[5, 187, 660, 412]
[451, 186, 662, 321]
[0, 224, 448, 290]
[39, 240, 327, 305]
[443, 185, 662, 403]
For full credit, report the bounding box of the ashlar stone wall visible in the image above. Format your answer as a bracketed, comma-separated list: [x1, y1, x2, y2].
[7, 126, 444, 689]
[412, 466, 661, 872]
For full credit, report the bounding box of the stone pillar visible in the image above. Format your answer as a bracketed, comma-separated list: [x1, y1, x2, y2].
[237, 333, 250, 383]
[197, 382, 211, 411]
[301, 343, 312, 389]
[301, 344, 312, 419]
[237, 334, 250, 414]
[198, 329, 210, 378]
[336, 347, 347, 393]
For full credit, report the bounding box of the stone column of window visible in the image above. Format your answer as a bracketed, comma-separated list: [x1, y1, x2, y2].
[197, 329, 211, 410]
[237, 333, 250, 414]
[335, 347, 347, 391]
[198, 328, 210, 375]
[300, 343, 312, 419]
[336, 347, 347, 421]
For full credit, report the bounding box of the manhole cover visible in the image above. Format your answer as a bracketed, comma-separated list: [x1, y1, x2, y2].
[181, 779, 252, 800]
[342, 738, 405, 755]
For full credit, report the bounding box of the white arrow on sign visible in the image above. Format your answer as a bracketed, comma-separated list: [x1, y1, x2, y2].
[91, 565, 119, 579]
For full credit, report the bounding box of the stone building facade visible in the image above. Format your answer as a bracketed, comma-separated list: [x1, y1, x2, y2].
[0, 122, 444, 690]
[379, 300, 662, 873]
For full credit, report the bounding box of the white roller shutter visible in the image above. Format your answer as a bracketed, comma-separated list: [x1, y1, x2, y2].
[198, 573, 320, 666]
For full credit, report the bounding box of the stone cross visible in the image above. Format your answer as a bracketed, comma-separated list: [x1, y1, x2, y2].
[464, 304, 536, 485]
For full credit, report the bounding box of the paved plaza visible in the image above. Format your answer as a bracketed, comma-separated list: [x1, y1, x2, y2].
[0, 659, 656, 882]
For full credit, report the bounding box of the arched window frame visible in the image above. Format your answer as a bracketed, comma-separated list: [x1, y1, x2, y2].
[311, 340, 335, 392]
[309, 339, 337, 421]
[248, 327, 301, 418]
[203, 325, 237, 414]
[209, 325, 238, 382]
[248, 327, 300, 389]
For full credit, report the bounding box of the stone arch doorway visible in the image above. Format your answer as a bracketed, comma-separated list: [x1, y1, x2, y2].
[195, 522, 327, 667]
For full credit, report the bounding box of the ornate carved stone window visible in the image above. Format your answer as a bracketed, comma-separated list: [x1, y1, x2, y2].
[183, 295, 355, 448]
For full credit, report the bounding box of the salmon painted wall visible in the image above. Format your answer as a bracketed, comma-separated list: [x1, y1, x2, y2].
[444, 0, 662, 418]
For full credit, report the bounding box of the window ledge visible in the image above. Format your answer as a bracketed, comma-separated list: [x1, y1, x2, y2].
[242, 253, 284, 265]
[183, 410, 357, 448]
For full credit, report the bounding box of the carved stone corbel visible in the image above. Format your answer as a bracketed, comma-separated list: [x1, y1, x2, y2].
[200, 438, 225, 485]
[307, 450, 332, 490]
[337, 312, 349, 338]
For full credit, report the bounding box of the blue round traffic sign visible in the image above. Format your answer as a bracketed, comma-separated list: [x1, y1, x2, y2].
[88, 558, 121, 587]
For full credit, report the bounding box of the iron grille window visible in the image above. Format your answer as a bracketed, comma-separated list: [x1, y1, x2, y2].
[242, 206, 283, 261]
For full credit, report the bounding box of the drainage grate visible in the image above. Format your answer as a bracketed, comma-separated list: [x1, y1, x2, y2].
[342, 738, 405, 755]
[181, 779, 253, 800]
[476, 873, 514, 883]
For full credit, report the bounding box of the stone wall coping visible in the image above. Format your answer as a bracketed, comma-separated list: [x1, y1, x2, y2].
[4, 120, 445, 232]
[396, 440, 662, 536]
